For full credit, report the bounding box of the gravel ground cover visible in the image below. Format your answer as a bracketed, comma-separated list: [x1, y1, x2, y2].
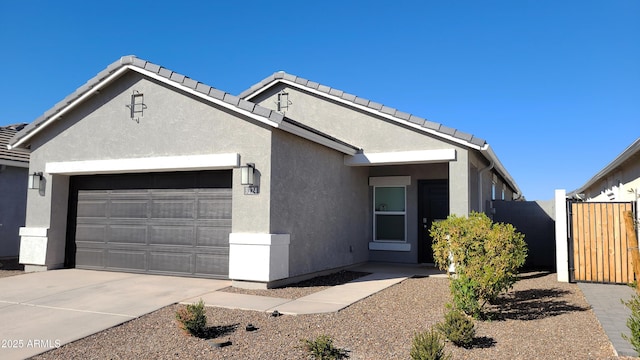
[26, 271, 636, 360]
[220, 270, 370, 299]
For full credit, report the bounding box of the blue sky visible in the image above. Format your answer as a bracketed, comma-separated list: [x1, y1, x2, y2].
[1, 1, 638, 200]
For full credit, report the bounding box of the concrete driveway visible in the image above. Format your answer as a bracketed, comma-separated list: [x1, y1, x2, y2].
[0, 269, 230, 360]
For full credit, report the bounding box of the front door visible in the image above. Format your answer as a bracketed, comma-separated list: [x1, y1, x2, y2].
[418, 180, 449, 263]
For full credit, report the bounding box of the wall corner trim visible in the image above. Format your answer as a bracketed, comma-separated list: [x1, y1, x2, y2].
[229, 233, 290, 282]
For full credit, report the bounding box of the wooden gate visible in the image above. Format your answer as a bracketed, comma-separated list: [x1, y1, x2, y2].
[568, 201, 636, 284]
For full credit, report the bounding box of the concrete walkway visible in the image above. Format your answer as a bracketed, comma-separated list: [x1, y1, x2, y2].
[578, 282, 638, 357]
[183, 263, 445, 315]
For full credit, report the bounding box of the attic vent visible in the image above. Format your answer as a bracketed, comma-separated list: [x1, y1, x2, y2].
[275, 90, 292, 114]
[125, 90, 147, 123]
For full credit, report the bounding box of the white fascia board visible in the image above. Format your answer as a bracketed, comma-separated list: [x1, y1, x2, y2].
[131, 67, 281, 128]
[481, 145, 521, 196]
[245, 79, 483, 151]
[9, 66, 131, 150]
[45, 153, 239, 175]
[369, 176, 411, 186]
[345, 149, 455, 166]
[277, 121, 358, 155]
[0, 159, 29, 168]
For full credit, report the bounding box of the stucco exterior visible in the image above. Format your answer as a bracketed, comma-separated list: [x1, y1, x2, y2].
[570, 137, 640, 205]
[270, 130, 370, 276]
[10, 56, 522, 286]
[0, 124, 29, 259]
[20, 72, 275, 270]
[0, 166, 28, 258]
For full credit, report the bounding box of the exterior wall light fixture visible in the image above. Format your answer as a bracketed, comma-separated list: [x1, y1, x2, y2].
[241, 163, 255, 186]
[28, 172, 43, 190]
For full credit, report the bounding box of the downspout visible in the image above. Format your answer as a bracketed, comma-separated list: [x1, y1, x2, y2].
[478, 159, 494, 213]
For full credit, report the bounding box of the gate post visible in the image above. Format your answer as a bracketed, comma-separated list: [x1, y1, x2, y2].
[555, 189, 569, 282]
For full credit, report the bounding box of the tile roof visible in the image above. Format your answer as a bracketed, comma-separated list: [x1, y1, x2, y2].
[1, 123, 29, 164]
[10, 56, 358, 154]
[239, 71, 487, 148]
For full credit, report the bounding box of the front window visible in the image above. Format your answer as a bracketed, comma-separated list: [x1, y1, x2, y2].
[374, 186, 406, 241]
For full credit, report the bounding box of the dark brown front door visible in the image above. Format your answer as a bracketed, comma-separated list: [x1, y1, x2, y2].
[418, 179, 449, 263]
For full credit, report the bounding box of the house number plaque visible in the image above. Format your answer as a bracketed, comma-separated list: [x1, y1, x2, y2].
[244, 186, 259, 195]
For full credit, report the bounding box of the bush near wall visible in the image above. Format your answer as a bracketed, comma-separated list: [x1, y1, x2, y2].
[430, 212, 527, 318]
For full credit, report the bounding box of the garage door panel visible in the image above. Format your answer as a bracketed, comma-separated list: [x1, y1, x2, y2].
[76, 248, 105, 268]
[149, 252, 193, 273]
[198, 199, 232, 219]
[109, 225, 147, 244]
[77, 200, 109, 218]
[110, 200, 149, 219]
[151, 200, 195, 219]
[197, 227, 232, 247]
[107, 249, 146, 270]
[196, 253, 228, 275]
[70, 171, 231, 278]
[75, 225, 106, 242]
[150, 226, 194, 246]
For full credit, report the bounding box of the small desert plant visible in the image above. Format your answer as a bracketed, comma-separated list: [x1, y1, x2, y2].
[300, 334, 349, 359]
[175, 299, 207, 336]
[410, 328, 452, 360]
[622, 293, 640, 353]
[436, 309, 476, 348]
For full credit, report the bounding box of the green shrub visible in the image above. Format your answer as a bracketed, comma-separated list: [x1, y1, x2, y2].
[436, 309, 476, 348]
[410, 328, 451, 360]
[449, 274, 482, 318]
[430, 212, 527, 317]
[300, 334, 349, 359]
[622, 294, 640, 353]
[175, 299, 207, 336]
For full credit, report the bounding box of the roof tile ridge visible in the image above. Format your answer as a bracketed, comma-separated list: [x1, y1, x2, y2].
[13, 57, 287, 147]
[239, 71, 487, 147]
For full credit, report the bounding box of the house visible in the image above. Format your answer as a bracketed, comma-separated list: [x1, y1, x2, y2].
[569, 137, 640, 203]
[0, 123, 29, 259]
[555, 137, 640, 283]
[8, 56, 520, 287]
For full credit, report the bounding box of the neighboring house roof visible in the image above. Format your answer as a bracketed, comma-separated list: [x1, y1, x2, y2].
[570, 137, 640, 197]
[0, 123, 29, 167]
[240, 71, 521, 197]
[8, 56, 359, 156]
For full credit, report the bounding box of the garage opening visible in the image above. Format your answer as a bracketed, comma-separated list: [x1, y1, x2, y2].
[65, 170, 232, 279]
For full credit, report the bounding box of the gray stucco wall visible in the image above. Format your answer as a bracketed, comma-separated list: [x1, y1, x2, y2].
[251, 83, 476, 217]
[251, 85, 469, 153]
[0, 166, 27, 258]
[368, 163, 448, 263]
[23, 71, 275, 267]
[269, 130, 370, 277]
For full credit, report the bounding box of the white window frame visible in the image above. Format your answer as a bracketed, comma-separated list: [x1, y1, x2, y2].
[368, 176, 411, 251]
[373, 185, 407, 242]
